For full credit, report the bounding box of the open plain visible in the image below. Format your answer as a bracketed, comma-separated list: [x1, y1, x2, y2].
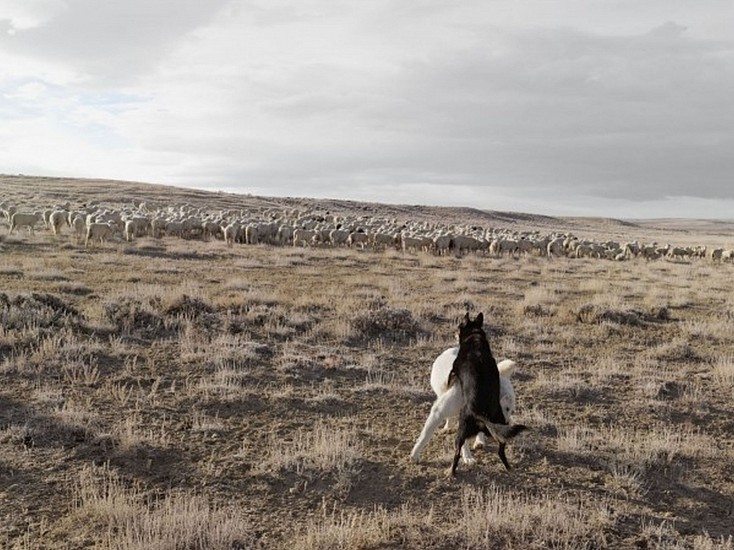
[1, 176, 733, 549]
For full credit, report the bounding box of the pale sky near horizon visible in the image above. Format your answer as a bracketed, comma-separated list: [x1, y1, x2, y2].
[1, 1, 733, 219]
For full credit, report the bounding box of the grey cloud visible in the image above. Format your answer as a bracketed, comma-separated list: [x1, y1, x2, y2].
[354, 25, 734, 201]
[0, 0, 230, 86]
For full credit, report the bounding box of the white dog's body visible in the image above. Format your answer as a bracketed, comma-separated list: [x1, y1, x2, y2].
[410, 347, 517, 465]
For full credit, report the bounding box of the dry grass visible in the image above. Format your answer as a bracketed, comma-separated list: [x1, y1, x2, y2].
[1, 177, 734, 549]
[70, 464, 255, 550]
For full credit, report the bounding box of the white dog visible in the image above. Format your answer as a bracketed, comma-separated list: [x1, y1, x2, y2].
[410, 347, 518, 465]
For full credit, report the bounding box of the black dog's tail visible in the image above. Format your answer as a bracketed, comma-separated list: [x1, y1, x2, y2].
[476, 416, 528, 444]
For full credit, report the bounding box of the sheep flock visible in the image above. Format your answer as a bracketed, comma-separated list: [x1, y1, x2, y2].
[1, 192, 731, 263]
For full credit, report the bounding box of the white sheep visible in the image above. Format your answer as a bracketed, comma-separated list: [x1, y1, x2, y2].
[71, 215, 86, 244]
[49, 210, 68, 236]
[401, 235, 424, 254]
[245, 224, 259, 245]
[328, 228, 349, 247]
[347, 231, 369, 249]
[9, 212, 42, 235]
[85, 222, 115, 247]
[124, 216, 151, 241]
[410, 347, 519, 466]
[293, 228, 316, 247]
[222, 223, 240, 246]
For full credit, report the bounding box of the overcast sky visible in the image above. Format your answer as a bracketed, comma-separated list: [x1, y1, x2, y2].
[1, 1, 733, 218]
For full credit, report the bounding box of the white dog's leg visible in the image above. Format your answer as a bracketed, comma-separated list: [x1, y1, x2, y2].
[410, 388, 461, 463]
[439, 418, 452, 432]
[473, 432, 488, 450]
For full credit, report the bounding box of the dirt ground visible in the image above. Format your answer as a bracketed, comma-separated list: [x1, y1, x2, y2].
[0, 176, 733, 549]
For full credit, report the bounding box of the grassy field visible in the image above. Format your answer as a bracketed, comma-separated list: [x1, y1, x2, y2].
[1, 176, 733, 549]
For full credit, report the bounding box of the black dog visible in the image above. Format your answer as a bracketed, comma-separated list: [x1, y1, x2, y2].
[448, 312, 527, 476]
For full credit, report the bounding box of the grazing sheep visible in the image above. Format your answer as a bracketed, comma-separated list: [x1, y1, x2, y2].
[445, 313, 526, 476]
[410, 348, 519, 466]
[9, 212, 42, 235]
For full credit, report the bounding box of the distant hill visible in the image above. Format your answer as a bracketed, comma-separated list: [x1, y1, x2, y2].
[2, 174, 733, 246]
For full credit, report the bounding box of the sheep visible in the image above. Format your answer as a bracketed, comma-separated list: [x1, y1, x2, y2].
[124, 217, 151, 241]
[245, 224, 259, 245]
[546, 238, 566, 258]
[623, 241, 640, 258]
[293, 228, 316, 247]
[451, 235, 484, 256]
[667, 246, 688, 260]
[0, 204, 16, 222]
[164, 220, 184, 238]
[150, 217, 167, 238]
[411, 346, 520, 466]
[71, 215, 86, 244]
[49, 209, 68, 236]
[401, 235, 424, 254]
[85, 222, 115, 247]
[202, 220, 223, 240]
[42, 208, 54, 229]
[276, 225, 294, 246]
[372, 231, 398, 250]
[432, 234, 453, 256]
[9, 212, 43, 235]
[496, 238, 519, 257]
[328, 228, 349, 247]
[222, 223, 240, 247]
[516, 238, 535, 256]
[347, 231, 369, 249]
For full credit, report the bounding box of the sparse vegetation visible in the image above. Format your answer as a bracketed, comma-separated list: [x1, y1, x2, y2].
[1, 177, 733, 548]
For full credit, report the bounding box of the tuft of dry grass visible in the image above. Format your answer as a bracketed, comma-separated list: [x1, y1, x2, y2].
[711, 355, 734, 386]
[72, 464, 255, 550]
[259, 421, 361, 476]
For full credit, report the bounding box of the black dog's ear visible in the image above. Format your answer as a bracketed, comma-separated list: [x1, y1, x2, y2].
[475, 312, 483, 326]
[460, 312, 471, 328]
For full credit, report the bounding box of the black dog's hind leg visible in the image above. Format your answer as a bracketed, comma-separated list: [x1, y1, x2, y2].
[449, 415, 482, 477]
[448, 432, 465, 477]
[498, 442, 511, 471]
[448, 415, 471, 477]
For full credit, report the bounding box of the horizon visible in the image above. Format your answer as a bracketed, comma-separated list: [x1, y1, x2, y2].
[5, 172, 734, 224]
